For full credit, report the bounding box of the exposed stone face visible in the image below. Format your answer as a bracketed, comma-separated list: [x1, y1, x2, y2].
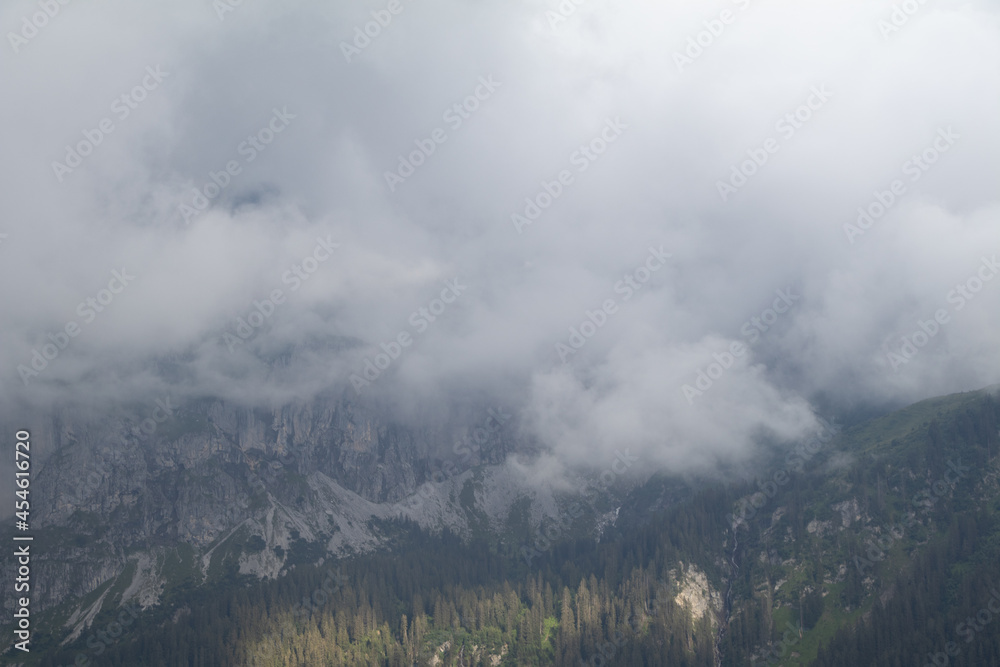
[4, 394, 521, 620]
[672, 563, 722, 628]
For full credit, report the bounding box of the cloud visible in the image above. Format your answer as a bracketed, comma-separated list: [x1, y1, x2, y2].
[1, 0, 998, 474]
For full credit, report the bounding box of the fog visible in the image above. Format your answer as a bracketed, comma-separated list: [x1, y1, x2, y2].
[2, 0, 999, 476]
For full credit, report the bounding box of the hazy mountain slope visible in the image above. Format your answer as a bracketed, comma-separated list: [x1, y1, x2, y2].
[4, 387, 1000, 665]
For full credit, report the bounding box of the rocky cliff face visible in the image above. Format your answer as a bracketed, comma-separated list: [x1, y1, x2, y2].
[6, 393, 535, 642]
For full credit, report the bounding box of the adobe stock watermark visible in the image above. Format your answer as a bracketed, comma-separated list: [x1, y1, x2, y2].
[878, 0, 933, 39]
[844, 126, 959, 244]
[65, 398, 174, 508]
[56, 600, 141, 666]
[17, 268, 136, 384]
[882, 254, 998, 372]
[673, 0, 754, 73]
[511, 117, 628, 234]
[212, 0, 247, 21]
[519, 449, 639, 567]
[682, 287, 800, 404]
[384, 75, 502, 193]
[580, 577, 672, 666]
[51, 66, 170, 183]
[853, 458, 970, 578]
[135, 396, 177, 439]
[555, 245, 671, 363]
[727, 418, 840, 530]
[223, 236, 340, 352]
[716, 84, 832, 202]
[180, 107, 296, 225]
[66, 445, 114, 507]
[924, 586, 1000, 666]
[451, 408, 511, 467]
[543, 0, 590, 32]
[405, 407, 511, 512]
[235, 447, 297, 496]
[340, 0, 414, 63]
[291, 562, 348, 621]
[7, 0, 73, 55]
[752, 621, 804, 666]
[349, 278, 467, 393]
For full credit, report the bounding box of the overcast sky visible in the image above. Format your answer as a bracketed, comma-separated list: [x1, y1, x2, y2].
[2, 0, 999, 475]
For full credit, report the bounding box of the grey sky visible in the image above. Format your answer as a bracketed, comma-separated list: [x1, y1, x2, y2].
[2, 0, 998, 475]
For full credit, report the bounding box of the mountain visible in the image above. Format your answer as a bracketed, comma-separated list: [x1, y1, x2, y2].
[4, 386, 1000, 665]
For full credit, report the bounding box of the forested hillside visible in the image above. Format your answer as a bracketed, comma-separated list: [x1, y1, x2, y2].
[9, 388, 1000, 666]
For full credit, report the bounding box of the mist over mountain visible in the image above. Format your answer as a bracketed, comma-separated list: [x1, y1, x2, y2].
[2, 2, 1000, 665]
[2, 0, 999, 484]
